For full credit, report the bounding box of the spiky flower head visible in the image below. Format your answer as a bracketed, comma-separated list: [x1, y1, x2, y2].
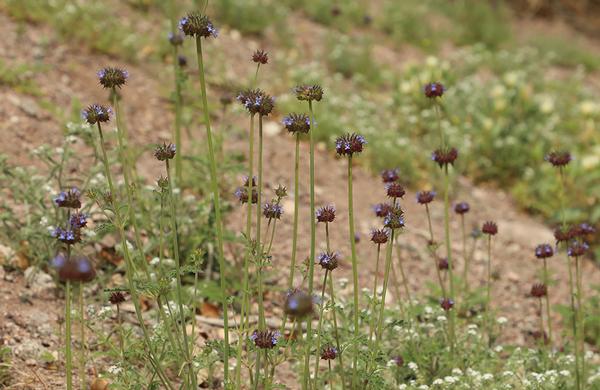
[416, 191, 436, 205]
[178, 13, 218, 38]
[386, 182, 406, 199]
[432, 147, 458, 168]
[316, 205, 336, 223]
[440, 298, 454, 311]
[283, 113, 311, 134]
[530, 283, 547, 298]
[263, 202, 283, 219]
[424, 82, 446, 98]
[69, 213, 88, 229]
[275, 185, 288, 199]
[51, 227, 81, 245]
[252, 49, 269, 64]
[318, 251, 340, 271]
[335, 133, 366, 157]
[243, 176, 257, 187]
[373, 203, 393, 218]
[383, 205, 405, 230]
[154, 143, 177, 161]
[82, 104, 111, 125]
[381, 169, 399, 183]
[236, 89, 274, 116]
[109, 291, 126, 305]
[545, 151, 572, 168]
[370, 228, 389, 245]
[294, 85, 323, 102]
[535, 244, 554, 259]
[321, 346, 338, 360]
[438, 257, 449, 270]
[250, 330, 280, 349]
[454, 202, 470, 215]
[553, 226, 573, 244]
[572, 222, 596, 238]
[567, 241, 589, 257]
[97, 67, 129, 89]
[284, 290, 314, 318]
[58, 256, 96, 283]
[482, 221, 498, 236]
[168, 31, 184, 46]
[234, 187, 258, 204]
[54, 187, 82, 209]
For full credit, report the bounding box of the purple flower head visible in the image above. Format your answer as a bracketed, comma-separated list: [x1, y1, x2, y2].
[535, 244, 553, 259]
[545, 151, 572, 168]
[567, 241, 589, 257]
[316, 205, 336, 223]
[154, 142, 177, 161]
[263, 202, 283, 219]
[284, 290, 314, 318]
[97, 67, 128, 89]
[482, 221, 498, 236]
[335, 133, 367, 157]
[424, 82, 446, 98]
[381, 169, 399, 183]
[237, 89, 274, 116]
[70, 213, 88, 229]
[234, 187, 258, 204]
[370, 228, 389, 245]
[440, 297, 454, 311]
[416, 190, 436, 205]
[51, 253, 67, 269]
[283, 113, 311, 134]
[51, 227, 80, 245]
[373, 203, 392, 218]
[454, 202, 470, 215]
[54, 187, 82, 209]
[386, 182, 406, 199]
[82, 104, 111, 124]
[321, 346, 338, 360]
[431, 147, 458, 168]
[318, 251, 340, 271]
[168, 31, 184, 46]
[383, 206, 405, 230]
[252, 49, 269, 64]
[179, 13, 218, 38]
[58, 256, 96, 282]
[294, 85, 323, 102]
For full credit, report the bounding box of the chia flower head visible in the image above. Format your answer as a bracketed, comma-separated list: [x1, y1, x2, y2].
[482, 221, 498, 236]
[545, 151, 572, 168]
[178, 55, 187, 67]
[572, 222, 596, 238]
[243, 175, 257, 187]
[386, 182, 406, 199]
[424, 82, 446, 98]
[535, 244, 554, 259]
[294, 85, 323, 102]
[454, 202, 470, 215]
[178, 13, 218, 38]
[438, 257, 449, 270]
[318, 251, 340, 271]
[416, 190, 436, 205]
[97, 67, 129, 89]
[58, 256, 96, 283]
[263, 202, 283, 219]
[275, 185, 288, 199]
[370, 228, 389, 245]
[109, 291, 126, 305]
[51, 227, 81, 245]
[431, 147, 458, 168]
[553, 226, 573, 244]
[321, 346, 337, 360]
[252, 49, 269, 64]
[234, 187, 258, 204]
[567, 241, 589, 257]
[383, 205, 405, 230]
[54, 187, 82, 209]
[316, 205, 336, 223]
[284, 290, 314, 318]
[283, 113, 311, 134]
[335, 133, 367, 157]
[392, 355, 404, 367]
[69, 213, 88, 229]
[154, 142, 177, 161]
[373, 203, 393, 218]
[237, 89, 274, 116]
[250, 330, 280, 349]
[530, 283, 547, 298]
[440, 298, 454, 311]
[82, 104, 111, 125]
[168, 31, 184, 46]
[381, 168, 399, 183]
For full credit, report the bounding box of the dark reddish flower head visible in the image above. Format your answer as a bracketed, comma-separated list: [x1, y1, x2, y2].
[554, 226, 573, 244]
[416, 191, 436, 205]
[530, 283, 547, 298]
[354, 233, 361, 243]
[424, 82, 446, 98]
[431, 147, 458, 168]
[275, 185, 288, 199]
[58, 256, 96, 283]
[168, 31, 184, 46]
[454, 202, 470, 215]
[178, 13, 218, 38]
[154, 142, 177, 161]
[373, 203, 393, 218]
[392, 355, 404, 367]
[438, 257, 449, 271]
[567, 241, 589, 257]
[321, 346, 338, 360]
[263, 202, 283, 219]
[383, 205, 405, 230]
[571, 223, 596, 238]
[109, 291, 126, 305]
[234, 187, 258, 204]
[535, 244, 554, 259]
[82, 104, 111, 125]
[482, 221, 498, 236]
[283, 113, 310, 134]
[318, 251, 340, 271]
[370, 228, 389, 245]
[335, 133, 367, 157]
[545, 151, 572, 168]
[250, 330, 280, 349]
[381, 169, 399, 183]
[237, 88, 275, 116]
[386, 182, 406, 199]
[97, 67, 128, 89]
[294, 85, 323, 102]
[440, 298, 454, 311]
[252, 49, 269, 64]
[316, 205, 336, 223]
[284, 290, 314, 318]
[54, 188, 82, 209]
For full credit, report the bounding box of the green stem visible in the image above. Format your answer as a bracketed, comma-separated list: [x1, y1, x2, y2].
[376, 229, 395, 344]
[395, 242, 412, 303]
[253, 350, 261, 390]
[426, 204, 446, 297]
[65, 279, 73, 390]
[461, 214, 468, 293]
[257, 114, 266, 330]
[346, 156, 360, 388]
[369, 244, 381, 342]
[313, 271, 329, 387]
[288, 134, 301, 290]
[116, 304, 125, 360]
[443, 165, 456, 352]
[168, 0, 184, 187]
[538, 298, 545, 347]
[78, 283, 85, 390]
[195, 36, 230, 381]
[543, 259, 553, 346]
[486, 235, 492, 344]
[576, 256, 585, 384]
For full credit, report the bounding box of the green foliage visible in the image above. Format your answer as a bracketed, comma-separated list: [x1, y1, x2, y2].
[0, 60, 41, 95]
[212, 0, 288, 35]
[529, 36, 600, 72]
[0, 346, 10, 387]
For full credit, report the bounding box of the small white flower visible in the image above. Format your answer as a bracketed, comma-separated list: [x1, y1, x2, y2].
[452, 368, 463, 376]
[424, 306, 433, 314]
[482, 373, 493, 381]
[444, 376, 458, 384]
[559, 370, 570, 377]
[338, 278, 348, 288]
[494, 345, 504, 353]
[436, 315, 447, 322]
[497, 316, 508, 325]
[39, 216, 49, 227]
[150, 257, 160, 266]
[408, 362, 418, 371]
[432, 378, 443, 386]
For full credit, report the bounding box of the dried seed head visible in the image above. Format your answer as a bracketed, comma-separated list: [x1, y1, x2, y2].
[97, 67, 129, 89]
[318, 251, 339, 271]
[553, 226, 573, 244]
[321, 346, 338, 360]
[109, 291, 126, 305]
[416, 190, 436, 205]
[386, 182, 406, 199]
[54, 188, 82, 209]
[567, 241, 589, 257]
[454, 202, 470, 215]
[534, 244, 554, 259]
[58, 256, 96, 283]
[250, 330, 280, 349]
[482, 221, 498, 236]
[545, 151, 572, 168]
[431, 147, 458, 168]
[237, 89, 274, 116]
[373, 203, 393, 218]
[284, 290, 314, 318]
[154, 143, 177, 161]
[316, 205, 336, 223]
[438, 257, 449, 270]
[168, 31, 184, 46]
[82, 104, 111, 125]
[383, 205, 405, 230]
[424, 82, 446, 98]
[381, 169, 399, 183]
[294, 85, 323, 102]
[252, 49, 269, 64]
[530, 283, 547, 298]
[234, 187, 258, 204]
[283, 113, 311, 134]
[263, 202, 283, 219]
[275, 185, 288, 199]
[178, 13, 218, 38]
[370, 228, 389, 245]
[335, 133, 367, 156]
[440, 298, 454, 311]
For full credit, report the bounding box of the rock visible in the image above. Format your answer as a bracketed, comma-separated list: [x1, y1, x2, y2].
[263, 121, 281, 137]
[13, 339, 43, 359]
[24, 266, 55, 296]
[7, 94, 42, 118]
[0, 244, 15, 266]
[25, 359, 37, 366]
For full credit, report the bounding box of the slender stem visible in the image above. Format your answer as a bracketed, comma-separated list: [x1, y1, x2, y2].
[369, 245, 381, 342]
[538, 298, 545, 346]
[288, 134, 301, 290]
[443, 165, 456, 351]
[376, 229, 395, 342]
[395, 242, 412, 303]
[116, 304, 125, 359]
[576, 256, 585, 384]
[253, 349, 262, 390]
[425, 205, 446, 296]
[461, 214, 467, 292]
[486, 236, 492, 344]
[78, 283, 85, 390]
[65, 279, 73, 390]
[168, 0, 184, 187]
[195, 37, 230, 381]
[313, 270, 329, 387]
[256, 115, 266, 330]
[543, 259, 553, 346]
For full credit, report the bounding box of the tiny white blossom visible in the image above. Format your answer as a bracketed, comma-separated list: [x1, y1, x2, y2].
[408, 362, 418, 371]
[497, 316, 508, 325]
[482, 373, 493, 381]
[436, 315, 447, 322]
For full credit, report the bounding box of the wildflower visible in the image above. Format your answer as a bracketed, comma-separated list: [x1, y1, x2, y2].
[416, 191, 435, 205]
[321, 346, 337, 360]
[275, 185, 288, 199]
[482, 221, 498, 236]
[318, 251, 339, 271]
[81, 104, 111, 125]
[370, 228, 389, 244]
[386, 182, 406, 199]
[58, 256, 96, 282]
[438, 257, 449, 270]
[530, 283, 547, 298]
[50, 253, 67, 270]
[178, 13, 218, 38]
[545, 151, 572, 167]
[554, 226, 573, 244]
[252, 49, 269, 64]
[424, 82, 446, 98]
[51, 227, 81, 245]
[373, 203, 392, 218]
[381, 168, 399, 183]
[97, 67, 129, 89]
[284, 290, 314, 318]
[54, 188, 82, 209]
[283, 113, 311, 134]
[392, 355, 404, 366]
[167, 31, 184, 46]
[237, 89, 274, 116]
[431, 147, 458, 168]
[109, 291, 126, 305]
[335, 133, 366, 156]
[535, 244, 554, 259]
[234, 187, 258, 204]
[263, 202, 283, 219]
[69, 213, 88, 229]
[440, 298, 454, 311]
[497, 316, 508, 325]
[567, 241, 589, 257]
[178, 55, 187, 67]
[250, 330, 280, 349]
[383, 205, 404, 230]
[572, 222, 596, 238]
[154, 142, 177, 161]
[294, 85, 323, 102]
[454, 202, 470, 215]
[316, 205, 336, 223]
